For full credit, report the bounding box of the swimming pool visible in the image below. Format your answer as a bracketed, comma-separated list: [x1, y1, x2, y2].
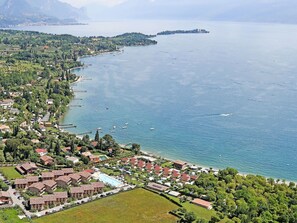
[99, 155, 108, 161]
[93, 172, 124, 188]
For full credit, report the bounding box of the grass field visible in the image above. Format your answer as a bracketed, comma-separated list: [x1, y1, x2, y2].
[0, 208, 30, 223]
[34, 189, 178, 223]
[0, 166, 23, 180]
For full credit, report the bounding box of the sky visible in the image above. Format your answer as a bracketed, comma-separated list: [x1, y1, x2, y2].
[60, 0, 128, 7]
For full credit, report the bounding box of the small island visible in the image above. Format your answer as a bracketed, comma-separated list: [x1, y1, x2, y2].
[157, 29, 210, 36]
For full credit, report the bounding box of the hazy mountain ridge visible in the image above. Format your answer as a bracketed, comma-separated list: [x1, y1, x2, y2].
[85, 0, 297, 24]
[0, 0, 85, 27]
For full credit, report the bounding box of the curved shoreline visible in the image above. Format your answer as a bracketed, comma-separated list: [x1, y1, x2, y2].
[65, 53, 297, 185]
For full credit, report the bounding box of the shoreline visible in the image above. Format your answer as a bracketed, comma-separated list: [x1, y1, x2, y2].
[66, 52, 297, 185]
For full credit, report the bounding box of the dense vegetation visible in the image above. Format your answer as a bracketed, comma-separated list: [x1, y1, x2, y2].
[157, 29, 209, 35]
[182, 168, 297, 223]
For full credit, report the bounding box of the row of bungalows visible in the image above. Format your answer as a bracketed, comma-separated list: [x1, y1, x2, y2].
[122, 158, 197, 183]
[30, 192, 68, 211]
[15, 162, 38, 175]
[69, 182, 105, 199]
[55, 171, 92, 188]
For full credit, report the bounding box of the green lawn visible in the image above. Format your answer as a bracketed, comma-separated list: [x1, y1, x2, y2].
[34, 189, 178, 223]
[165, 195, 215, 221]
[0, 208, 30, 223]
[0, 166, 23, 180]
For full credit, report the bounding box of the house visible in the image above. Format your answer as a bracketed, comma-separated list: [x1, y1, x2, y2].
[52, 170, 64, 179]
[130, 157, 138, 166]
[154, 165, 162, 175]
[28, 182, 45, 195]
[191, 198, 213, 210]
[168, 191, 181, 197]
[173, 160, 187, 170]
[81, 151, 92, 157]
[35, 148, 47, 156]
[14, 178, 28, 189]
[53, 192, 68, 204]
[68, 173, 81, 185]
[163, 167, 172, 177]
[70, 187, 84, 199]
[42, 194, 56, 207]
[43, 180, 57, 193]
[89, 155, 100, 163]
[62, 147, 71, 153]
[81, 184, 95, 196]
[40, 155, 54, 166]
[91, 182, 105, 193]
[56, 176, 71, 188]
[15, 162, 38, 175]
[66, 156, 79, 164]
[41, 172, 55, 181]
[31, 139, 40, 144]
[79, 171, 91, 183]
[0, 125, 11, 133]
[137, 160, 146, 169]
[147, 182, 169, 192]
[0, 191, 11, 205]
[62, 168, 74, 175]
[181, 173, 191, 182]
[172, 170, 180, 179]
[121, 157, 129, 164]
[26, 176, 39, 186]
[0, 99, 14, 109]
[9, 108, 20, 115]
[30, 197, 45, 211]
[145, 162, 153, 172]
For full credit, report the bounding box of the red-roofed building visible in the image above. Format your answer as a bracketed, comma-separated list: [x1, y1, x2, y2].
[163, 167, 172, 177]
[15, 162, 38, 175]
[191, 175, 198, 181]
[192, 198, 212, 210]
[26, 176, 39, 186]
[84, 169, 95, 174]
[14, 178, 28, 189]
[91, 182, 105, 193]
[154, 165, 162, 175]
[79, 171, 91, 183]
[56, 176, 71, 188]
[130, 157, 138, 166]
[40, 155, 54, 166]
[69, 173, 81, 185]
[137, 160, 146, 169]
[172, 170, 180, 179]
[145, 162, 153, 172]
[41, 172, 55, 181]
[0, 191, 11, 204]
[121, 157, 129, 164]
[70, 187, 84, 199]
[181, 173, 191, 182]
[173, 160, 187, 170]
[35, 148, 47, 156]
[28, 182, 45, 195]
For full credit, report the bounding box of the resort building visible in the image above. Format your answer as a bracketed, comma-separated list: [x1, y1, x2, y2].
[191, 198, 213, 210]
[15, 162, 38, 175]
[42, 194, 57, 207]
[145, 162, 154, 172]
[53, 192, 68, 204]
[89, 154, 100, 163]
[70, 187, 84, 199]
[154, 165, 162, 175]
[137, 160, 146, 169]
[52, 170, 64, 179]
[26, 176, 39, 186]
[81, 184, 95, 196]
[68, 173, 81, 185]
[173, 160, 187, 170]
[172, 170, 180, 179]
[181, 173, 191, 182]
[40, 155, 54, 166]
[30, 197, 45, 211]
[130, 157, 138, 166]
[61, 168, 74, 175]
[91, 182, 105, 193]
[79, 171, 92, 183]
[28, 182, 45, 195]
[56, 176, 71, 188]
[163, 167, 172, 177]
[41, 172, 55, 181]
[147, 182, 169, 192]
[43, 180, 57, 193]
[0, 191, 11, 205]
[14, 178, 28, 189]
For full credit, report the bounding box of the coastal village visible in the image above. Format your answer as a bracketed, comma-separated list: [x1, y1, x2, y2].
[0, 30, 296, 223]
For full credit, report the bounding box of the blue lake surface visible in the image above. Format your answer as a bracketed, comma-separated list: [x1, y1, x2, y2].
[17, 20, 297, 181]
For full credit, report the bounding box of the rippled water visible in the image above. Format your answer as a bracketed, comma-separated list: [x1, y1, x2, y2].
[17, 20, 297, 181]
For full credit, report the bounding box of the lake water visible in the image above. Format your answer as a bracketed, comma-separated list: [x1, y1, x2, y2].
[16, 20, 297, 181]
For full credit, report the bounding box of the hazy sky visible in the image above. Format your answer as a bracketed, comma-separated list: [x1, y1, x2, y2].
[60, 0, 128, 7]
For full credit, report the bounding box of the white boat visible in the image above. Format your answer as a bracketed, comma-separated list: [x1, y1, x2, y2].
[150, 128, 155, 131]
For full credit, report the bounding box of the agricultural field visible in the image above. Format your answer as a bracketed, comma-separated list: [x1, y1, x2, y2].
[0, 208, 30, 223]
[34, 189, 178, 223]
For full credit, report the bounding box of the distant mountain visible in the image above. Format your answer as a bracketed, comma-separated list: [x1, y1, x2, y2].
[86, 0, 297, 24]
[0, 0, 86, 27]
